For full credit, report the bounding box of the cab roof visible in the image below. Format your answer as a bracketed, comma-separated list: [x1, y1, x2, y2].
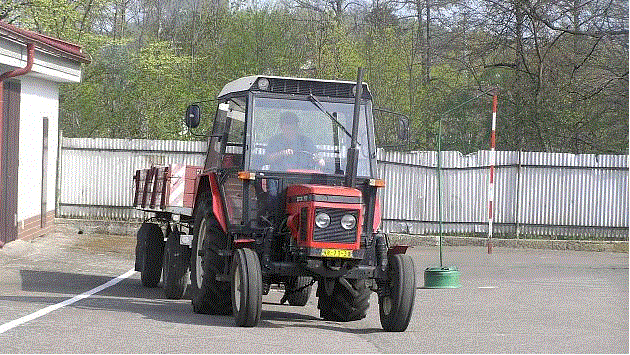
[217, 75, 371, 100]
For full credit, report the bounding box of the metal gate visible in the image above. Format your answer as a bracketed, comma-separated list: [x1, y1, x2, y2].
[0, 80, 20, 244]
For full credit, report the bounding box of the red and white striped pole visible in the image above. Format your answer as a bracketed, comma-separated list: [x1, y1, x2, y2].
[488, 94, 498, 254]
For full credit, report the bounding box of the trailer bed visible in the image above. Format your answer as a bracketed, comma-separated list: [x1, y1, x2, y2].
[132, 164, 202, 216]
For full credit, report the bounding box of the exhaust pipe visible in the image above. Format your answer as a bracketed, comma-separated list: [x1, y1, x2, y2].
[344, 67, 364, 188]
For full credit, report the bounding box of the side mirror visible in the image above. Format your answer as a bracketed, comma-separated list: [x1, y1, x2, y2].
[185, 104, 201, 128]
[373, 107, 411, 149]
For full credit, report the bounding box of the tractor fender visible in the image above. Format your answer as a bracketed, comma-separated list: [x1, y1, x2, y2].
[193, 172, 227, 233]
[375, 240, 411, 281]
[233, 238, 256, 249]
[388, 245, 409, 255]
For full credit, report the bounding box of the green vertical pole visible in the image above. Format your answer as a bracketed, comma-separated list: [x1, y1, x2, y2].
[424, 109, 462, 289]
[437, 118, 443, 268]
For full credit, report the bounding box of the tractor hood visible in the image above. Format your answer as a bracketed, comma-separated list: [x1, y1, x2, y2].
[286, 184, 363, 203]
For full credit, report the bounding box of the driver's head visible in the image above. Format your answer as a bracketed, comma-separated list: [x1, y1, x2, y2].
[279, 111, 299, 140]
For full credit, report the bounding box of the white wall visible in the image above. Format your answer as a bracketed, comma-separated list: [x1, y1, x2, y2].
[16, 75, 59, 222]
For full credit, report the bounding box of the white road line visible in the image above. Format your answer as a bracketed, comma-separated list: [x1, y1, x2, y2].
[478, 286, 497, 289]
[0, 269, 136, 334]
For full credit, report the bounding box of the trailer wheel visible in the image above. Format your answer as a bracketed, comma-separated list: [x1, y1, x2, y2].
[190, 194, 232, 315]
[231, 248, 262, 327]
[317, 277, 370, 322]
[162, 227, 190, 299]
[285, 276, 312, 306]
[138, 222, 164, 288]
[378, 254, 416, 332]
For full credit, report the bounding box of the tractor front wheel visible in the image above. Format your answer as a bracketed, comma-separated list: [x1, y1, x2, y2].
[231, 248, 262, 327]
[378, 254, 416, 332]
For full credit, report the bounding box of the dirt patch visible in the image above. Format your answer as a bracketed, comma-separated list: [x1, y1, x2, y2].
[67, 233, 136, 258]
[51, 221, 136, 258]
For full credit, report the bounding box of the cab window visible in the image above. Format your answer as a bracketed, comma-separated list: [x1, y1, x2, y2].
[222, 97, 246, 168]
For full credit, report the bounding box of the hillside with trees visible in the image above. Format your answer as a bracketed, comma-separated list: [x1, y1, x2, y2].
[2, 0, 627, 154]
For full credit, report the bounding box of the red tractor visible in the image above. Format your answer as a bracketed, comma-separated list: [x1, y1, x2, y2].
[133, 73, 415, 330]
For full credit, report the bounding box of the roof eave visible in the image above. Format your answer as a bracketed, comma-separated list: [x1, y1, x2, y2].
[0, 21, 90, 64]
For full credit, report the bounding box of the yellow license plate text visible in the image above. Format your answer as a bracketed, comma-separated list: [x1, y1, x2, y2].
[321, 249, 352, 258]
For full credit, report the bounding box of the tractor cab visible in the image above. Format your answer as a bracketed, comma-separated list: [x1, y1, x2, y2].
[187, 76, 381, 236]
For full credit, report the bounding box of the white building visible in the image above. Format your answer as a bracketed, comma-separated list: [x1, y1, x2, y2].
[0, 21, 89, 246]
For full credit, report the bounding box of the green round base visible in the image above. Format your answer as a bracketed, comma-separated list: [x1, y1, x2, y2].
[424, 267, 461, 288]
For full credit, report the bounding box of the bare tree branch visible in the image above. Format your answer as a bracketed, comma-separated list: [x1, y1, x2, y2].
[522, 0, 629, 38]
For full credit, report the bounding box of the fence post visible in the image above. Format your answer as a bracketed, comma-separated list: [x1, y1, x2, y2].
[55, 130, 62, 218]
[515, 148, 522, 238]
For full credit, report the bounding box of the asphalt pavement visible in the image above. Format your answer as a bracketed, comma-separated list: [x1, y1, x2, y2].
[0, 230, 627, 353]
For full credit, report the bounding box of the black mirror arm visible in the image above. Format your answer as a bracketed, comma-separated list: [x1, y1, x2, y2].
[373, 107, 410, 126]
[373, 107, 410, 140]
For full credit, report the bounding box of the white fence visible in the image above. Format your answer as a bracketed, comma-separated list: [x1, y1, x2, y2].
[57, 137, 629, 239]
[376, 150, 628, 239]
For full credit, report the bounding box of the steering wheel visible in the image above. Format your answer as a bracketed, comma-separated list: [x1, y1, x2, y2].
[292, 150, 316, 169]
[291, 150, 328, 172]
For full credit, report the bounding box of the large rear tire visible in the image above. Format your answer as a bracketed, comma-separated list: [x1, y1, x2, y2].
[231, 248, 262, 327]
[317, 277, 370, 322]
[285, 276, 312, 307]
[138, 222, 164, 288]
[163, 227, 190, 299]
[190, 193, 232, 315]
[378, 254, 416, 332]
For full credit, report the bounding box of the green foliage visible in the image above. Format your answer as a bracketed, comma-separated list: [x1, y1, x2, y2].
[14, 0, 627, 154]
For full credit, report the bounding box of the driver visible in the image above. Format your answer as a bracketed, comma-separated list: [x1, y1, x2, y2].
[266, 111, 325, 171]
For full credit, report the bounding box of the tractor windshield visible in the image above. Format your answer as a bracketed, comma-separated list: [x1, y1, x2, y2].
[250, 95, 374, 177]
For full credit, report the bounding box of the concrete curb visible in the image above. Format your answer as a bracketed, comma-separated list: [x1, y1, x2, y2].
[387, 233, 629, 253]
[55, 218, 142, 236]
[53, 218, 629, 253]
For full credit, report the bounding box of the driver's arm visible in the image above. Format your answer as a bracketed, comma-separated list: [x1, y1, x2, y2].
[268, 148, 293, 163]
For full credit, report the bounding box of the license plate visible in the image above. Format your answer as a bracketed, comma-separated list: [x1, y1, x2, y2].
[321, 249, 353, 258]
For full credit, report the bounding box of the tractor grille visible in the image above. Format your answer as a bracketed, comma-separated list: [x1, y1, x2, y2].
[267, 78, 370, 99]
[312, 208, 358, 244]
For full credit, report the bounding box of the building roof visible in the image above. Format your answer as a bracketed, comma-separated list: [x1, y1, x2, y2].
[0, 21, 90, 64]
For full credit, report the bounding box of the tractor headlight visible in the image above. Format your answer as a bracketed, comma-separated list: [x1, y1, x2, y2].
[315, 212, 331, 229]
[340, 214, 357, 230]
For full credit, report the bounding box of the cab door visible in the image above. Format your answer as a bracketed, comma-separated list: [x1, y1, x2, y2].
[212, 97, 247, 227]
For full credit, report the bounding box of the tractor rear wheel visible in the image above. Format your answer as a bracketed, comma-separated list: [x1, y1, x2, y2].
[285, 276, 312, 306]
[317, 277, 370, 322]
[162, 227, 190, 299]
[231, 248, 262, 327]
[138, 222, 164, 288]
[378, 254, 416, 332]
[190, 193, 232, 315]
